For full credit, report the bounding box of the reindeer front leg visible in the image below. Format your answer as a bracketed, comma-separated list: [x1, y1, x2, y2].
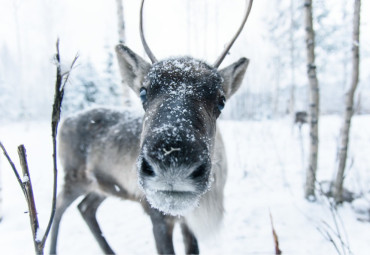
[78, 192, 114, 254]
[181, 222, 199, 254]
[145, 205, 176, 254]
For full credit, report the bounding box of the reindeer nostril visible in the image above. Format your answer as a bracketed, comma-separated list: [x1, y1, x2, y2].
[190, 164, 207, 179]
[141, 158, 155, 177]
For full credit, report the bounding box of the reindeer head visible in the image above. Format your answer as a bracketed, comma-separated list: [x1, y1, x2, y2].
[116, 0, 252, 215]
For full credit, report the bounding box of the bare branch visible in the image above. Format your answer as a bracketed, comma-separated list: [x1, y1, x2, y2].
[315, 225, 341, 255]
[269, 210, 282, 255]
[61, 54, 79, 92]
[0, 143, 43, 254]
[0, 142, 23, 188]
[315, 182, 353, 255]
[0, 38, 78, 254]
[42, 38, 78, 246]
[17, 145, 43, 254]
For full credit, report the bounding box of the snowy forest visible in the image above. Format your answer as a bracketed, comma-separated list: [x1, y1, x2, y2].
[0, 0, 369, 254]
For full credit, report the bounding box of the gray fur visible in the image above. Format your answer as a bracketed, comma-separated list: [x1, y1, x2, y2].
[50, 46, 249, 254]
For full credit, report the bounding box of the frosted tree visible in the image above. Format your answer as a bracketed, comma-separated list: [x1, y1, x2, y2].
[303, 0, 320, 200]
[338, 0, 353, 91]
[334, 0, 361, 204]
[314, 0, 352, 97]
[83, 80, 98, 105]
[63, 56, 125, 116]
[62, 61, 100, 114]
[102, 45, 122, 107]
[267, 0, 305, 117]
[266, 0, 355, 118]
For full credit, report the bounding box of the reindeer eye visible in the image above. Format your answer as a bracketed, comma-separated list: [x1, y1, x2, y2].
[139, 88, 147, 103]
[217, 96, 226, 111]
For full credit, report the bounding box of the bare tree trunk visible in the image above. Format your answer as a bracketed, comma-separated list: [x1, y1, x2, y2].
[115, 0, 131, 106]
[116, 0, 126, 43]
[303, 0, 320, 200]
[289, 0, 296, 118]
[273, 57, 281, 117]
[341, 0, 349, 91]
[334, 0, 361, 204]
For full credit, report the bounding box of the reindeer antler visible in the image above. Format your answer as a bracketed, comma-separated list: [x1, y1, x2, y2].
[140, 0, 158, 63]
[213, 0, 253, 68]
[140, 0, 253, 67]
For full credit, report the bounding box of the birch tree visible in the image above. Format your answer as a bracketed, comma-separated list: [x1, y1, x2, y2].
[303, 0, 320, 200]
[288, 0, 296, 118]
[115, 0, 131, 106]
[334, 0, 361, 204]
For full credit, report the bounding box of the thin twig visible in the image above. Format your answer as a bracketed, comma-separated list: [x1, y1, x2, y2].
[61, 53, 79, 92]
[0, 142, 23, 188]
[315, 182, 353, 255]
[328, 203, 347, 255]
[315, 226, 341, 255]
[320, 220, 352, 254]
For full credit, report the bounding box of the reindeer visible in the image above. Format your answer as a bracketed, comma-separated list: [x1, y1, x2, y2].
[49, 0, 253, 254]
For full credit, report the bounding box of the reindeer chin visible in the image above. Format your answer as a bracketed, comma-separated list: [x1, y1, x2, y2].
[145, 190, 201, 216]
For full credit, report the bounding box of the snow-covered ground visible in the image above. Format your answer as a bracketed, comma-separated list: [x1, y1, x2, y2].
[0, 115, 369, 254]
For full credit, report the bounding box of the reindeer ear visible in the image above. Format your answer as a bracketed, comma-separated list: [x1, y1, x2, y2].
[115, 44, 151, 96]
[219, 58, 249, 99]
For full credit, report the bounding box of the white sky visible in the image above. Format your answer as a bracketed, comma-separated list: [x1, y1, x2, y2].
[0, 0, 268, 69]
